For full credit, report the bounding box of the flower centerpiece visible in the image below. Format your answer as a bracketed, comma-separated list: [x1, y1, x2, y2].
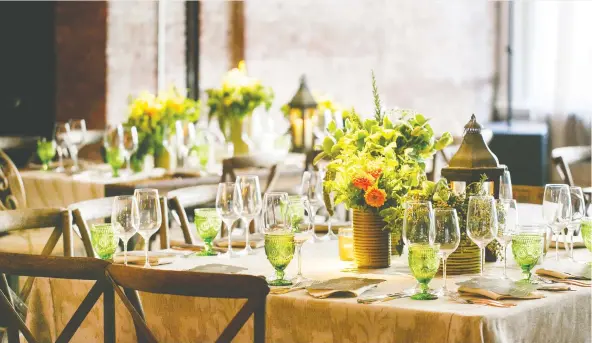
[316, 72, 452, 268]
[126, 87, 200, 171]
[206, 61, 274, 155]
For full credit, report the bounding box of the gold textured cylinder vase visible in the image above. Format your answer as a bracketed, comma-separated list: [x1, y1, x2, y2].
[352, 209, 391, 268]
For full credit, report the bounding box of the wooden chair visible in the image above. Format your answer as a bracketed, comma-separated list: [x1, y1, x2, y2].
[0, 253, 114, 343]
[70, 195, 170, 252]
[551, 146, 591, 187]
[0, 149, 26, 210]
[106, 264, 270, 343]
[221, 155, 280, 193]
[167, 184, 218, 245]
[513, 185, 544, 204]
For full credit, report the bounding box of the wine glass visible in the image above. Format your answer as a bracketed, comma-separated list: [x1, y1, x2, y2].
[500, 169, 513, 200]
[496, 199, 518, 279]
[134, 189, 162, 268]
[512, 224, 544, 284]
[434, 208, 460, 296]
[289, 195, 313, 283]
[262, 192, 294, 286]
[175, 120, 196, 168]
[566, 187, 586, 262]
[301, 171, 328, 242]
[111, 195, 139, 266]
[466, 195, 498, 278]
[67, 119, 87, 172]
[54, 122, 70, 173]
[543, 184, 571, 261]
[402, 201, 435, 246]
[216, 182, 242, 258]
[103, 125, 125, 177]
[123, 126, 139, 175]
[236, 175, 262, 256]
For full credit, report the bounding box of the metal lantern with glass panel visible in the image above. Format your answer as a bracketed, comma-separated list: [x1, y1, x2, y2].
[287, 76, 318, 153]
[441, 114, 507, 197]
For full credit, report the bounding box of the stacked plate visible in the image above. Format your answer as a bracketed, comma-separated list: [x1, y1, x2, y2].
[352, 210, 391, 269]
[440, 243, 481, 275]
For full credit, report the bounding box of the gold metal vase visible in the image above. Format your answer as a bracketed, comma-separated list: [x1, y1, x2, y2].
[352, 209, 391, 268]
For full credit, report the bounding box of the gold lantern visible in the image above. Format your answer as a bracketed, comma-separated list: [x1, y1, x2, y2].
[441, 114, 507, 197]
[288, 75, 318, 153]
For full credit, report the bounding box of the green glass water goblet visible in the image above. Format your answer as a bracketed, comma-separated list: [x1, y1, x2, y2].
[37, 138, 57, 171]
[194, 208, 221, 256]
[264, 231, 295, 286]
[580, 217, 592, 264]
[512, 225, 544, 283]
[408, 243, 440, 300]
[90, 224, 119, 260]
[106, 146, 125, 177]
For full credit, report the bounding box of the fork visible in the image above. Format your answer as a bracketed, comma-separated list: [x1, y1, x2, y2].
[357, 292, 409, 304]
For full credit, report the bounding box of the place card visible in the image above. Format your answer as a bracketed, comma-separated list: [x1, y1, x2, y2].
[306, 277, 385, 299]
[456, 278, 544, 300]
[188, 264, 247, 274]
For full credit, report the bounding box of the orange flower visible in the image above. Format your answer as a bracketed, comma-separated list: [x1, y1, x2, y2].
[367, 167, 382, 180]
[352, 172, 375, 191]
[364, 187, 387, 208]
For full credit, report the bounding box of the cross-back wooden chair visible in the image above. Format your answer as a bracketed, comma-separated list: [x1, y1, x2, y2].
[106, 264, 270, 343]
[0, 149, 27, 210]
[551, 146, 591, 186]
[221, 155, 280, 193]
[167, 184, 218, 245]
[70, 195, 170, 252]
[0, 253, 114, 343]
[512, 185, 544, 204]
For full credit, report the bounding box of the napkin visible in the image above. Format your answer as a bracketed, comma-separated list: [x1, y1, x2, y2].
[215, 234, 264, 249]
[536, 261, 592, 280]
[113, 255, 173, 266]
[457, 278, 544, 300]
[306, 277, 385, 299]
[458, 286, 544, 300]
[188, 264, 247, 274]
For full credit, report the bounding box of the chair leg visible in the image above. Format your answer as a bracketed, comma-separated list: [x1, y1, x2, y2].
[253, 299, 265, 343]
[103, 283, 115, 343]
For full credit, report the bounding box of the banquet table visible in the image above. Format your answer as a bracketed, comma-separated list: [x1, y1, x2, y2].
[25, 204, 592, 343]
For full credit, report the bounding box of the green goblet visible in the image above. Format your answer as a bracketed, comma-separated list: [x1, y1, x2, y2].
[194, 208, 221, 256]
[106, 146, 125, 177]
[408, 243, 441, 300]
[90, 224, 119, 260]
[512, 224, 544, 283]
[37, 138, 56, 171]
[264, 231, 295, 286]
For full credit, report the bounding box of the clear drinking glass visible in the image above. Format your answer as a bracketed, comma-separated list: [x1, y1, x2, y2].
[134, 189, 162, 268]
[543, 184, 571, 261]
[466, 195, 498, 278]
[236, 175, 262, 256]
[512, 224, 544, 283]
[566, 187, 586, 261]
[301, 171, 330, 242]
[67, 119, 87, 172]
[289, 195, 313, 283]
[104, 125, 125, 177]
[216, 182, 243, 258]
[434, 208, 460, 296]
[111, 195, 139, 265]
[403, 201, 435, 245]
[496, 199, 518, 279]
[175, 120, 196, 168]
[262, 192, 294, 286]
[123, 126, 139, 175]
[500, 169, 513, 200]
[54, 122, 70, 173]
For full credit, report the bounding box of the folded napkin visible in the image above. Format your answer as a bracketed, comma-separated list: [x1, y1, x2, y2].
[188, 264, 247, 274]
[458, 286, 544, 301]
[550, 239, 586, 249]
[215, 234, 264, 249]
[113, 255, 173, 266]
[306, 277, 385, 299]
[536, 261, 591, 281]
[170, 241, 227, 253]
[457, 278, 544, 300]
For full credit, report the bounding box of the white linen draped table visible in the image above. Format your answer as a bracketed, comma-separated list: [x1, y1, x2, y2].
[25, 204, 592, 343]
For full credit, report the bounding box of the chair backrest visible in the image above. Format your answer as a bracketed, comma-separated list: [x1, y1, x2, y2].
[221, 155, 280, 193]
[0, 253, 113, 343]
[0, 149, 26, 210]
[513, 185, 544, 204]
[551, 146, 592, 186]
[106, 264, 269, 343]
[167, 185, 218, 244]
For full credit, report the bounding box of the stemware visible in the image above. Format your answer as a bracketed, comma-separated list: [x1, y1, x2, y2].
[434, 208, 460, 295]
[236, 175, 262, 256]
[216, 182, 243, 258]
[496, 199, 518, 279]
[301, 171, 330, 242]
[402, 201, 435, 245]
[194, 208, 222, 256]
[111, 195, 139, 266]
[104, 125, 125, 177]
[37, 138, 56, 171]
[512, 224, 544, 284]
[262, 192, 295, 286]
[67, 119, 87, 172]
[499, 169, 513, 200]
[566, 187, 586, 261]
[466, 195, 498, 278]
[581, 217, 592, 258]
[123, 126, 139, 175]
[288, 195, 313, 283]
[543, 184, 571, 261]
[54, 122, 70, 173]
[134, 189, 162, 268]
[90, 224, 119, 260]
[175, 120, 196, 168]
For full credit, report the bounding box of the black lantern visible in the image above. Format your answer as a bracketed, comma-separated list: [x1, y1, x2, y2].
[441, 114, 507, 198]
[287, 75, 318, 153]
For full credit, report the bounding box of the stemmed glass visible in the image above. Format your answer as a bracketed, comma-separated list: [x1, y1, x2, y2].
[67, 119, 87, 172]
[134, 189, 162, 268]
[434, 208, 460, 296]
[194, 208, 222, 256]
[216, 182, 243, 258]
[301, 171, 329, 242]
[36, 138, 56, 171]
[54, 123, 70, 173]
[123, 126, 139, 175]
[466, 195, 498, 278]
[175, 120, 196, 168]
[262, 192, 295, 286]
[543, 184, 571, 261]
[496, 199, 517, 279]
[500, 169, 513, 200]
[512, 224, 544, 284]
[403, 201, 439, 300]
[566, 187, 586, 261]
[104, 125, 125, 177]
[236, 175, 262, 256]
[289, 195, 313, 283]
[111, 195, 139, 266]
